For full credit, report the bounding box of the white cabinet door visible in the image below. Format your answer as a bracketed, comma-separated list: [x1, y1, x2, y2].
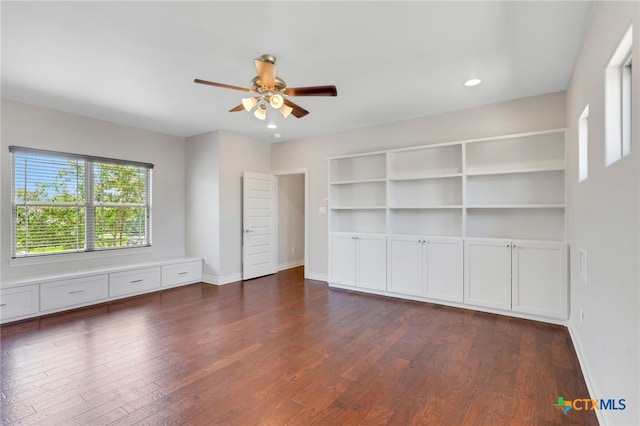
[464, 239, 512, 310]
[356, 235, 387, 291]
[424, 238, 463, 302]
[512, 241, 567, 319]
[387, 236, 463, 301]
[387, 236, 422, 296]
[1, 285, 40, 323]
[329, 233, 357, 286]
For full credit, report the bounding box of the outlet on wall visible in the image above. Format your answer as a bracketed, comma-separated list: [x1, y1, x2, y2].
[291, 247, 295, 254]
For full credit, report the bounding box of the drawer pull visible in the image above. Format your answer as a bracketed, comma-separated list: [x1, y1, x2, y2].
[68, 289, 85, 295]
[178, 272, 189, 275]
[130, 279, 144, 284]
[0, 303, 7, 307]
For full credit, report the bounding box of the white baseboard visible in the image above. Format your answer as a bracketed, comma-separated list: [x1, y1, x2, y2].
[567, 320, 607, 425]
[204, 269, 328, 285]
[278, 259, 304, 271]
[306, 272, 327, 282]
[202, 272, 242, 286]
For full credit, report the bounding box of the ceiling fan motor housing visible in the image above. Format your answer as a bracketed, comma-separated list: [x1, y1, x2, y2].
[250, 76, 286, 94]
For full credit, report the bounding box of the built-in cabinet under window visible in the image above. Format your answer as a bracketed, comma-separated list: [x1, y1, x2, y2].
[328, 129, 568, 323]
[1, 258, 203, 324]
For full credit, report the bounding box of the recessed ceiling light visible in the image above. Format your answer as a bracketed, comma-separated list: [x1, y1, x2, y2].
[464, 78, 482, 87]
[267, 123, 277, 129]
[274, 133, 281, 139]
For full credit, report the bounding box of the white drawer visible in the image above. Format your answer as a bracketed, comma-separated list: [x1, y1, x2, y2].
[110, 267, 161, 297]
[40, 275, 108, 312]
[1, 285, 40, 322]
[162, 261, 202, 287]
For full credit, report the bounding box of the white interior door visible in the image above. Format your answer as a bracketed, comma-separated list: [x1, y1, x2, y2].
[242, 172, 277, 280]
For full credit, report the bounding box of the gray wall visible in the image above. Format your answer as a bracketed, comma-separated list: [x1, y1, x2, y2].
[1, 99, 186, 281]
[271, 91, 567, 280]
[566, 2, 639, 425]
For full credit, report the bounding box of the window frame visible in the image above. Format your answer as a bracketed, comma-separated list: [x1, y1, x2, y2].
[578, 104, 589, 182]
[605, 25, 633, 166]
[10, 146, 153, 259]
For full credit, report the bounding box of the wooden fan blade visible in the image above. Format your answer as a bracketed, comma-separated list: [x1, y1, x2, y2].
[229, 104, 245, 112]
[194, 78, 252, 92]
[283, 98, 309, 118]
[283, 85, 337, 97]
[254, 59, 276, 89]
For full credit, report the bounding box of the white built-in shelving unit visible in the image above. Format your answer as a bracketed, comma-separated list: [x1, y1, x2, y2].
[387, 143, 463, 238]
[329, 153, 387, 234]
[328, 129, 568, 322]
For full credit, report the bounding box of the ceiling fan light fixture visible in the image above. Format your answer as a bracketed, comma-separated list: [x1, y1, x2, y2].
[279, 104, 293, 119]
[269, 93, 284, 109]
[195, 53, 337, 122]
[254, 104, 267, 120]
[242, 97, 258, 112]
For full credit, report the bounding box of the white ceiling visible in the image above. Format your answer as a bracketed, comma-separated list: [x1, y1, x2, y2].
[1, 1, 594, 143]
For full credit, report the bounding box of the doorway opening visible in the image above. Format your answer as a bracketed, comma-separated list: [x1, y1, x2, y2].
[274, 169, 308, 278]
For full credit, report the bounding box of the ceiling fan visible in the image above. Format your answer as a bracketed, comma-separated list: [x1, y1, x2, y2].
[194, 54, 337, 120]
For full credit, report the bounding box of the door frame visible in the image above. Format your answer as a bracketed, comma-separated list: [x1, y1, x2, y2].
[273, 168, 309, 279]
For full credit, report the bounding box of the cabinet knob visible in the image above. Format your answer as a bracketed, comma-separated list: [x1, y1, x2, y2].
[507, 244, 511, 248]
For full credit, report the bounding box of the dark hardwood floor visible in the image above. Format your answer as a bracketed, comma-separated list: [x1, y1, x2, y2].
[1, 267, 597, 425]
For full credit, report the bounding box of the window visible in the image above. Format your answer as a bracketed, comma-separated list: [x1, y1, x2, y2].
[605, 25, 633, 166]
[578, 104, 589, 182]
[10, 146, 153, 258]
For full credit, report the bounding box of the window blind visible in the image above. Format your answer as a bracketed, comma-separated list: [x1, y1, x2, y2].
[10, 146, 153, 258]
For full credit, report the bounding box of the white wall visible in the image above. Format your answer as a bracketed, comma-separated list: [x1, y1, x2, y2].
[185, 130, 271, 284]
[185, 131, 220, 281]
[271, 92, 567, 280]
[218, 131, 271, 280]
[566, 2, 639, 425]
[1, 99, 187, 281]
[277, 174, 304, 270]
